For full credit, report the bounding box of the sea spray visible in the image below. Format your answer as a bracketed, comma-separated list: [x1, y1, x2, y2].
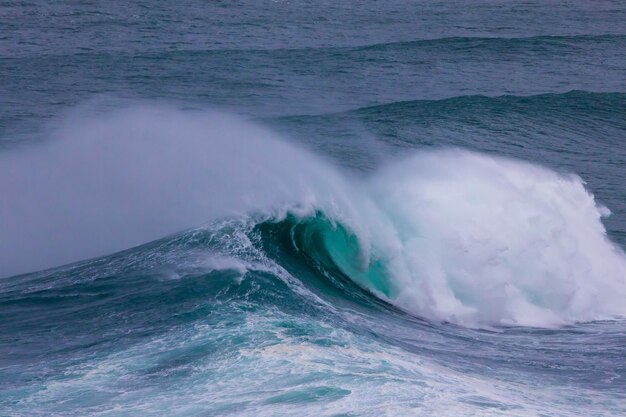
[0, 105, 353, 277]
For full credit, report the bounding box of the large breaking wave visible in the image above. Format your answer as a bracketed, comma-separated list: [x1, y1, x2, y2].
[1, 104, 625, 328]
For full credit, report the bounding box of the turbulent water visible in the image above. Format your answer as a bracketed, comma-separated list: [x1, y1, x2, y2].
[1, 1, 626, 416]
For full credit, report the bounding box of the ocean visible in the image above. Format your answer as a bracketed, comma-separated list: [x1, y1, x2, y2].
[1, 1, 625, 416]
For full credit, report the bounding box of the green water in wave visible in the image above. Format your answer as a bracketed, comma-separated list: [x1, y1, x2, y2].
[284, 213, 393, 298]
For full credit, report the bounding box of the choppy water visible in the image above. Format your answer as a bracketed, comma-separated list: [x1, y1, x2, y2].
[1, 1, 625, 416]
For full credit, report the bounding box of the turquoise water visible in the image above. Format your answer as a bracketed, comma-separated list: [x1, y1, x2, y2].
[1, 1, 626, 416]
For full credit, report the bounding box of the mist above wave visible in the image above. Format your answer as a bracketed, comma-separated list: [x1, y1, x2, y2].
[0, 104, 350, 278]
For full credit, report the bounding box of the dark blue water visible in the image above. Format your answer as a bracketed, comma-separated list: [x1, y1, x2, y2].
[1, 1, 625, 415]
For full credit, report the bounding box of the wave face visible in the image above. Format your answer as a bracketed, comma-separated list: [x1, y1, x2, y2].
[2, 1, 626, 416]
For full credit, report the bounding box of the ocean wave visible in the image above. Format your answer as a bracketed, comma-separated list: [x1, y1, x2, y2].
[2, 105, 625, 328]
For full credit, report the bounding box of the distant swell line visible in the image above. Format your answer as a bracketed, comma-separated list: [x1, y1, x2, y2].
[205, 33, 626, 54]
[4, 33, 624, 60]
[350, 34, 626, 52]
[276, 90, 626, 121]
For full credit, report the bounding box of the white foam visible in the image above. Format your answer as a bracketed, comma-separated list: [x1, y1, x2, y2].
[365, 150, 626, 327]
[11, 310, 620, 416]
